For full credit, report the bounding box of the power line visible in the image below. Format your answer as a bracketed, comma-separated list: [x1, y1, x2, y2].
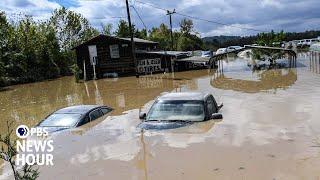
[135, 0, 265, 33]
[175, 12, 264, 32]
[130, 5, 147, 30]
[135, 0, 167, 11]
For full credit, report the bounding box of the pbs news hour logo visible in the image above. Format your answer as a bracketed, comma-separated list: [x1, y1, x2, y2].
[15, 125, 54, 166]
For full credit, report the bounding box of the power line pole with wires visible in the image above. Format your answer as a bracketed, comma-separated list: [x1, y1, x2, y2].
[125, 0, 139, 77]
[167, 9, 176, 51]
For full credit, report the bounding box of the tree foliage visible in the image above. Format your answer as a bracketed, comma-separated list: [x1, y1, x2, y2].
[101, 23, 113, 36]
[148, 19, 203, 51]
[0, 8, 98, 86]
[256, 30, 286, 46]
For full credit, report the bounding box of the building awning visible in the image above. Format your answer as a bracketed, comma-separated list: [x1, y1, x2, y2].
[175, 56, 211, 63]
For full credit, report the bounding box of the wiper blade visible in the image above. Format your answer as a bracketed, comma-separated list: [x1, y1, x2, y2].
[145, 119, 160, 122]
[169, 120, 192, 123]
[145, 119, 193, 123]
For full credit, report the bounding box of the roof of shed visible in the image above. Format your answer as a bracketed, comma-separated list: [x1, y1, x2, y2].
[72, 34, 158, 50]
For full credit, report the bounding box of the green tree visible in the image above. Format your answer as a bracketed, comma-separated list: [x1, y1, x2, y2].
[101, 23, 113, 35]
[0, 11, 11, 86]
[135, 28, 147, 39]
[49, 7, 98, 75]
[177, 18, 203, 51]
[149, 23, 171, 50]
[179, 18, 194, 35]
[115, 20, 131, 38]
[49, 7, 99, 51]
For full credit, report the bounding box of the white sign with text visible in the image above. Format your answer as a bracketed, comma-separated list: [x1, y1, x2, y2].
[138, 58, 162, 73]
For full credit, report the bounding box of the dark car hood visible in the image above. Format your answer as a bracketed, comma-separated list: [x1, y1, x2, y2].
[138, 121, 194, 130]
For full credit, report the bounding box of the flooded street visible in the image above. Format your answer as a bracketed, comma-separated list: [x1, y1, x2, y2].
[1, 52, 320, 179]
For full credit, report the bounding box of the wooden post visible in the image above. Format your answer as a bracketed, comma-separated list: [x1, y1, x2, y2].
[83, 59, 87, 81]
[125, 0, 138, 77]
[93, 57, 97, 80]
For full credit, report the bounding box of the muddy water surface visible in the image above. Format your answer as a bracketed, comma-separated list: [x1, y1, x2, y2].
[1, 53, 320, 180]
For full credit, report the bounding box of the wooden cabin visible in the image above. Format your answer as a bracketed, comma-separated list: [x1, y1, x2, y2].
[73, 35, 205, 79]
[72, 35, 159, 79]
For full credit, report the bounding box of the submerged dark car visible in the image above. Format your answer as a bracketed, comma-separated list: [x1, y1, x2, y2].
[138, 92, 223, 130]
[37, 105, 112, 133]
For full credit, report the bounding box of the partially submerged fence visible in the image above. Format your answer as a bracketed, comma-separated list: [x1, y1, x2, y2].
[310, 51, 320, 73]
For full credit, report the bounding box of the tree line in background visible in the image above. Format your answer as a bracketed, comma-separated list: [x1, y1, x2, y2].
[1, 7, 320, 87]
[0, 7, 204, 87]
[104, 18, 203, 51]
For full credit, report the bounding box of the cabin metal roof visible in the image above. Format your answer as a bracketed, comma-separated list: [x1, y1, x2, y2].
[72, 34, 158, 50]
[119, 37, 158, 44]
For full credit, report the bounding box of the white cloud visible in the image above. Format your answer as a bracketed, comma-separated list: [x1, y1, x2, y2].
[0, 0, 61, 20]
[202, 23, 256, 37]
[260, 0, 284, 9]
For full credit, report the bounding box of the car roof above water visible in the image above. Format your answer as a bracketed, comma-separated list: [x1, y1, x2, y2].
[158, 92, 209, 101]
[54, 105, 101, 114]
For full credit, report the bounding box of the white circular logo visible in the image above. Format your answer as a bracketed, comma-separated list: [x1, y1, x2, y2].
[16, 125, 30, 139]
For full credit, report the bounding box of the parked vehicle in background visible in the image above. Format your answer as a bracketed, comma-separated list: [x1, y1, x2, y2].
[138, 92, 223, 130]
[201, 51, 213, 57]
[37, 105, 113, 133]
[226, 46, 242, 52]
[216, 48, 227, 55]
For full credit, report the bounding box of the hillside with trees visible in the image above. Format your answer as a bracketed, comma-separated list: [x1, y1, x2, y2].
[203, 30, 320, 49]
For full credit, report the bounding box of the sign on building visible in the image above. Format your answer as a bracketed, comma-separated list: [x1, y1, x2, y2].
[138, 58, 162, 73]
[88, 45, 97, 65]
[110, 44, 120, 59]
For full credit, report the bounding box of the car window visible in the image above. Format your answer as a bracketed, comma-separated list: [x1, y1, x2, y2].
[89, 109, 103, 121]
[147, 100, 205, 122]
[77, 116, 90, 127]
[39, 113, 82, 127]
[101, 107, 112, 115]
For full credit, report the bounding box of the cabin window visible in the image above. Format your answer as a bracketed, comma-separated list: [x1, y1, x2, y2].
[110, 44, 120, 59]
[120, 44, 129, 57]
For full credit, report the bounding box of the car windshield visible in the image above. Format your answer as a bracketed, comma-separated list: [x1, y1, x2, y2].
[39, 113, 82, 127]
[146, 100, 205, 122]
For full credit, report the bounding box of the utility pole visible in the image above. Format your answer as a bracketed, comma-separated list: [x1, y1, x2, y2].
[125, 0, 139, 77]
[166, 9, 176, 51]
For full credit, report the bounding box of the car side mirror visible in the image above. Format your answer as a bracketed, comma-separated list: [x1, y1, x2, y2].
[139, 113, 146, 120]
[211, 113, 223, 120]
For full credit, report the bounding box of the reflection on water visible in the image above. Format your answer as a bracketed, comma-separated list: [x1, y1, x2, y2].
[211, 58, 298, 93]
[1, 53, 320, 179]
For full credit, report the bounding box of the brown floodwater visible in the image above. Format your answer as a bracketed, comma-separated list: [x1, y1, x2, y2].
[1, 52, 320, 180]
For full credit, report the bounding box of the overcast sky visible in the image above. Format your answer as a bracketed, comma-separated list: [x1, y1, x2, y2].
[1, 0, 320, 37]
